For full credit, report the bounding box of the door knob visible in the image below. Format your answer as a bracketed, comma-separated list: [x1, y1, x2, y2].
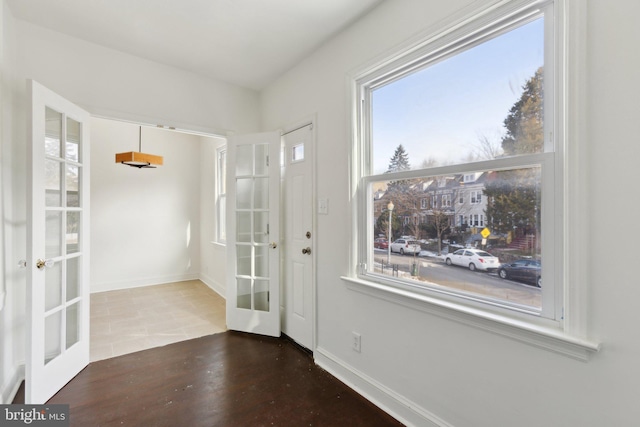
[270, 242, 278, 249]
[36, 259, 54, 270]
[302, 247, 311, 255]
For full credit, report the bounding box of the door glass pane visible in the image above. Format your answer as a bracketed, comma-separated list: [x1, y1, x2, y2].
[45, 160, 62, 207]
[66, 117, 81, 162]
[44, 311, 62, 365]
[45, 107, 62, 158]
[66, 256, 79, 301]
[254, 143, 268, 176]
[254, 177, 269, 209]
[236, 178, 252, 209]
[255, 246, 269, 278]
[253, 211, 269, 243]
[292, 143, 304, 162]
[66, 211, 80, 254]
[45, 262, 62, 312]
[236, 278, 252, 309]
[254, 279, 269, 312]
[236, 245, 251, 276]
[236, 145, 253, 176]
[66, 165, 80, 207]
[236, 212, 251, 242]
[66, 303, 79, 349]
[45, 211, 62, 258]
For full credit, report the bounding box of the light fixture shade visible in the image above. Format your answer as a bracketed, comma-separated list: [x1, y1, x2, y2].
[115, 151, 164, 168]
[115, 126, 164, 168]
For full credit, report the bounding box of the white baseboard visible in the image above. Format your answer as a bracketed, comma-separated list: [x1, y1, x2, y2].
[314, 347, 453, 427]
[91, 273, 200, 293]
[1, 364, 24, 404]
[199, 273, 225, 299]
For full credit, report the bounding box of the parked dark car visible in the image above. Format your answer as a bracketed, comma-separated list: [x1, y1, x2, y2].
[374, 238, 389, 249]
[497, 259, 541, 287]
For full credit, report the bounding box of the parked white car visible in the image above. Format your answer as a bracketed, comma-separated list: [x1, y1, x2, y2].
[445, 248, 499, 272]
[390, 239, 421, 255]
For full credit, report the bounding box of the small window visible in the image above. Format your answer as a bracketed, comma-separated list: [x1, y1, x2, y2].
[292, 143, 304, 162]
[216, 146, 227, 244]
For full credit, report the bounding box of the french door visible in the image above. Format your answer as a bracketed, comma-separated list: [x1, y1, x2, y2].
[226, 132, 281, 336]
[26, 80, 91, 403]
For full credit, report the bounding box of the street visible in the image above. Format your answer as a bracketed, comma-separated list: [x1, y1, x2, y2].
[374, 250, 541, 308]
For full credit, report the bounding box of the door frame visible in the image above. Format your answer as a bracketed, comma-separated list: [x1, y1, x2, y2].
[281, 116, 317, 352]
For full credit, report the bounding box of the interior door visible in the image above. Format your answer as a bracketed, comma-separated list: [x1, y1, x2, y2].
[26, 80, 91, 403]
[282, 125, 314, 350]
[226, 131, 281, 337]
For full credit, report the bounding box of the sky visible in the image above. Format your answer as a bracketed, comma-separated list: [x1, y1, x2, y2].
[372, 18, 544, 174]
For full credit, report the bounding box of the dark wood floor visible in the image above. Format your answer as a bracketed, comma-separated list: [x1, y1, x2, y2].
[15, 331, 404, 426]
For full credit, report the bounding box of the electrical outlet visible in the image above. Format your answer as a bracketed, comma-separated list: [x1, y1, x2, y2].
[352, 332, 361, 353]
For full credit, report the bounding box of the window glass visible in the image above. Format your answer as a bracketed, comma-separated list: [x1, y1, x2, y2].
[360, 6, 552, 318]
[372, 18, 544, 174]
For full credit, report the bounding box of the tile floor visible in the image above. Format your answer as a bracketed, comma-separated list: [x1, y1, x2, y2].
[90, 280, 227, 362]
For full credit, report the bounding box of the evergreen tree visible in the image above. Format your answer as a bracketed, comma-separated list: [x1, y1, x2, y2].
[501, 67, 544, 155]
[386, 144, 411, 173]
[386, 144, 412, 192]
[485, 68, 544, 238]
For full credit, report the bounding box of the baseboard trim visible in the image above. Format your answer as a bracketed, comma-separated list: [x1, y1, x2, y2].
[1, 364, 24, 404]
[199, 274, 225, 299]
[314, 347, 452, 427]
[91, 274, 200, 293]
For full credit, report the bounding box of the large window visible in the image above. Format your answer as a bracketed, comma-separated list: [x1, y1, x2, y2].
[354, 0, 560, 322]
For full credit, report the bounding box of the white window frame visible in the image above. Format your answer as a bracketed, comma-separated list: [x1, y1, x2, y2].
[470, 190, 481, 204]
[344, 0, 599, 360]
[215, 145, 227, 244]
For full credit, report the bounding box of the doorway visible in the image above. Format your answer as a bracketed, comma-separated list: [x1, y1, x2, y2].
[89, 117, 228, 360]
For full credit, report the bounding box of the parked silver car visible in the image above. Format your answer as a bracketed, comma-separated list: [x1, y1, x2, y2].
[445, 248, 499, 272]
[389, 239, 421, 255]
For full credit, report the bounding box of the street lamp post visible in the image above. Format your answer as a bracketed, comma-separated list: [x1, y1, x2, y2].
[387, 201, 394, 266]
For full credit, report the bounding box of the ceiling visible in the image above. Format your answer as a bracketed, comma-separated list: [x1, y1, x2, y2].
[6, 0, 384, 91]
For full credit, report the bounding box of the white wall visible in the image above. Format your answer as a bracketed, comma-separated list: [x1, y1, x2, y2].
[14, 20, 260, 135]
[261, 0, 640, 425]
[0, 0, 24, 405]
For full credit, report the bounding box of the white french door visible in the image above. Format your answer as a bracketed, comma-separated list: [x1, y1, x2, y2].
[26, 80, 91, 403]
[226, 131, 281, 337]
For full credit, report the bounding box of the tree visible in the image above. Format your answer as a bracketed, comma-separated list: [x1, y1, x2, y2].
[386, 144, 411, 173]
[482, 68, 544, 245]
[484, 169, 540, 235]
[501, 67, 544, 156]
[386, 144, 412, 192]
[473, 133, 504, 160]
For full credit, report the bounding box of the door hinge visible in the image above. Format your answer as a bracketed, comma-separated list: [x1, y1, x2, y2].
[266, 155, 269, 167]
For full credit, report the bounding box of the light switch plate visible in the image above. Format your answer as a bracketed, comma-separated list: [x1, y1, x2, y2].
[318, 198, 328, 215]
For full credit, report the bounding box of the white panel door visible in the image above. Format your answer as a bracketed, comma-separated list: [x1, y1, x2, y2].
[282, 126, 314, 350]
[26, 80, 91, 403]
[226, 132, 281, 337]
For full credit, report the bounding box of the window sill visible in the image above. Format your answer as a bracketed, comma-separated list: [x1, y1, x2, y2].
[341, 275, 600, 361]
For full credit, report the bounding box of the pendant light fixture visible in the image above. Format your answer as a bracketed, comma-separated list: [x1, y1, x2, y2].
[115, 126, 163, 168]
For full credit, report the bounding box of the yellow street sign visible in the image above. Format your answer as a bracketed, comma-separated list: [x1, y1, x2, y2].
[481, 227, 491, 239]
